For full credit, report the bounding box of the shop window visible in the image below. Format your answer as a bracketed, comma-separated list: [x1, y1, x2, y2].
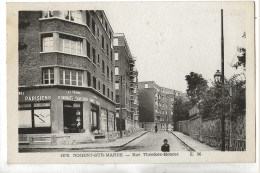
[100, 108, 108, 132]
[42, 11, 53, 18]
[43, 68, 54, 84]
[90, 104, 99, 132]
[59, 34, 83, 55]
[42, 33, 53, 52]
[18, 102, 51, 134]
[63, 101, 83, 133]
[59, 68, 83, 86]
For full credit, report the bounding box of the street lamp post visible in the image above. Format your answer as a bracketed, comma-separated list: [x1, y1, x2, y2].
[221, 9, 225, 151]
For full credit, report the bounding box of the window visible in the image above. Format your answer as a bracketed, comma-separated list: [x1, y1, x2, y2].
[109, 31, 112, 39]
[43, 68, 54, 84]
[92, 19, 96, 35]
[102, 60, 105, 74]
[87, 71, 91, 87]
[97, 54, 100, 64]
[93, 76, 96, 89]
[106, 44, 109, 56]
[92, 48, 96, 64]
[42, 11, 53, 18]
[145, 84, 148, 88]
[59, 68, 83, 86]
[111, 50, 113, 61]
[107, 66, 109, 78]
[97, 28, 100, 39]
[90, 104, 99, 132]
[59, 34, 83, 55]
[111, 91, 114, 100]
[107, 88, 110, 98]
[102, 36, 104, 49]
[86, 40, 90, 57]
[114, 38, 118, 46]
[19, 102, 51, 134]
[105, 22, 108, 31]
[115, 53, 119, 60]
[86, 11, 90, 27]
[115, 67, 119, 75]
[62, 11, 82, 23]
[103, 84, 105, 95]
[42, 34, 53, 52]
[111, 71, 113, 82]
[116, 95, 120, 103]
[98, 81, 101, 92]
[100, 13, 103, 23]
[115, 82, 119, 89]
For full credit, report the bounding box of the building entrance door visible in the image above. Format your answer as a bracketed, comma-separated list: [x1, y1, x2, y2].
[63, 101, 83, 133]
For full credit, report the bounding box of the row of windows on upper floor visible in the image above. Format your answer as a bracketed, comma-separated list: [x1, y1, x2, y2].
[42, 11, 113, 41]
[41, 33, 114, 80]
[43, 67, 114, 101]
[42, 33, 113, 61]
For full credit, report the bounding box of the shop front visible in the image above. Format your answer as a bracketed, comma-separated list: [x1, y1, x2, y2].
[18, 86, 117, 145]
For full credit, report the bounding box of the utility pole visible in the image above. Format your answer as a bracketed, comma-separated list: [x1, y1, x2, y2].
[221, 9, 225, 151]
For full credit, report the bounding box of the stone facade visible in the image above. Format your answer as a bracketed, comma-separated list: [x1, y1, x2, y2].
[176, 114, 246, 151]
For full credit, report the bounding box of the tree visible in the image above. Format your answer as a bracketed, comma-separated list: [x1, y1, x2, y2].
[172, 97, 192, 122]
[232, 47, 246, 70]
[185, 72, 208, 105]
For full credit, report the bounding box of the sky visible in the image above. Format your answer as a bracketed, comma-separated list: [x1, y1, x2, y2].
[104, 2, 250, 93]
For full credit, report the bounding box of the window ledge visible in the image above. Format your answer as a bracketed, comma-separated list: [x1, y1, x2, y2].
[39, 51, 92, 63]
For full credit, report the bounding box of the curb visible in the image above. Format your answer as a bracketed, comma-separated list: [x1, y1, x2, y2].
[19, 131, 148, 150]
[168, 131, 195, 151]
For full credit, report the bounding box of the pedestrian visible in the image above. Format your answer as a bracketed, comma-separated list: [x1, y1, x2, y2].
[155, 124, 158, 133]
[161, 139, 170, 152]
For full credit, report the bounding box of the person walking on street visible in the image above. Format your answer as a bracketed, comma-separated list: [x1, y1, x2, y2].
[155, 124, 158, 133]
[161, 139, 170, 152]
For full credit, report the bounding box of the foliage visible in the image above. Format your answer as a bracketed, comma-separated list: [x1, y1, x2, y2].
[232, 47, 246, 70]
[172, 96, 192, 122]
[185, 72, 208, 105]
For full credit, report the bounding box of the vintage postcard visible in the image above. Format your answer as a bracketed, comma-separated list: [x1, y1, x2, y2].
[7, 1, 255, 163]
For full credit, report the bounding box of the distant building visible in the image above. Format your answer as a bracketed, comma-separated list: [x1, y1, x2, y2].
[138, 81, 175, 131]
[113, 33, 139, 132]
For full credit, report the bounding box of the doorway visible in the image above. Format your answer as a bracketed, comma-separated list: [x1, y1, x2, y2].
[63, 101, 83, 133]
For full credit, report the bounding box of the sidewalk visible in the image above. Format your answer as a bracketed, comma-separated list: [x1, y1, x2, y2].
[170, 131, 218, 151]
[19, 131, 148, 149]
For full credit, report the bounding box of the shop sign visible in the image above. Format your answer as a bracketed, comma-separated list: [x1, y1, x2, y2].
[58, 96, 100, 105]
[66, 90, 81, 95]
[24, 96, 51, 101]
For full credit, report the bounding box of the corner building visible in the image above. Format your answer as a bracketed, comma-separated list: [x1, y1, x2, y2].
[18, 10, 118, 145]
[138, 81, 175, 131]
[113, 33, 140, 134]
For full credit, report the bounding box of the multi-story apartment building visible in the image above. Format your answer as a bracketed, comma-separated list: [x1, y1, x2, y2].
[113, 33, 139, 132]
[18, 10, 117, 144]
[138, 81, 175, 131]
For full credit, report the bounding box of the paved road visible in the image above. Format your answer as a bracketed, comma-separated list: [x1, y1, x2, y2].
[19, 131, 191, 152]
[116, 131, 191, 152]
